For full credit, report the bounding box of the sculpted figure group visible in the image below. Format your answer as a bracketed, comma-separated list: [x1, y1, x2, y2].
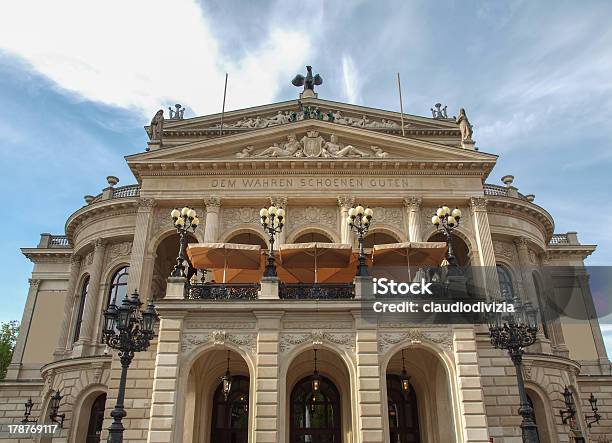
[236, 132, 390, 159]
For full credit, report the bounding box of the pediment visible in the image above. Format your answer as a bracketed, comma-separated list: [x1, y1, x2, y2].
[131, 119, 496, 164]
[155, 97, 463, 147]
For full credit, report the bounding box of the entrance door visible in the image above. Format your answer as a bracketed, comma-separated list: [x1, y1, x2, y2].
[211, 375, 250, 443]
[86, 393, 107, 443]
[291, 375, 341, 443]
[387, 375, 420, 443]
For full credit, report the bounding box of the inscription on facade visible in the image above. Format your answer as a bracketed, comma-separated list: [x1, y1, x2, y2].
[211, 176, 414, 190]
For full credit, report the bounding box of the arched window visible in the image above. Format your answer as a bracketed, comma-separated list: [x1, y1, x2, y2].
[86, 393, 107, 443]
[290, 375, 341, 443]
[294, 232, 334, 243]
[387, 374, 420, 443]
[364, 232, 399, 248]
[497, 265, 514, 300]
[73, 275, 90, 343]
[108, 266, 129, 305]
[210, 375, 249, 443]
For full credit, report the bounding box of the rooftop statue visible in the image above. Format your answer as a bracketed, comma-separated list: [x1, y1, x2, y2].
[292, 65, 323, 96]
[150, 109, 164, 140]
[456, 108, 474, 142]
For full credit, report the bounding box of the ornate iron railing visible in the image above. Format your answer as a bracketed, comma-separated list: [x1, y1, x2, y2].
[549, 233, 569, 245]
[279, 283, 355, 300]
[185, 283, 259, 300]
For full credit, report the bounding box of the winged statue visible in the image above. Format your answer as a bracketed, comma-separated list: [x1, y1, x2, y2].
[291, 65, 323, 93]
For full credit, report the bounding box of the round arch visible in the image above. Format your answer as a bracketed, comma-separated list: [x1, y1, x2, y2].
[423, 226, 475, 252]
[147, 228, 205, 256]
[279, 341, 357, 443]
[223, 228, 268, 247]
[175, 342, 256, 443]
[363, 227, 402, 248]
[69, 384, 108, 443]
[379, 340, 461, 443]
[524, 383, 558, 443]
[287, 226, 340, 244]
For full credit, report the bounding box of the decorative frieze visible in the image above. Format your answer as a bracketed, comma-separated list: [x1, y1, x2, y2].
[182, 332, 257, 354]
[282, 321, 353, 330]
[279, 331, 355, 353]
[105, 241, 133, 263]
[369, 206, 403, 230]
[222, 207, 261, 229]
[289, 206, 337, 231]
[378, 329, 453, 354]
[493, 241, 516, 264]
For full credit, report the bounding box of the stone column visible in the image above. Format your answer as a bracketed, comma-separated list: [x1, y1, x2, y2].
[6, 279, 41, 379]
[147, 312, 186, 443]
[453, 327, 490, 442]
[127, 198, 155, 296]
[353, 311, 384, 442]
[338, 196, 355, 244]
[253, 311, 282, 443]
[403, 197, 423, 242]
[469, 197, 500, 299]
[75, 238, 107, 352]
[203, 196, 221, 242]
[54, 254, 82, 357]
[270, 196, 288, 249]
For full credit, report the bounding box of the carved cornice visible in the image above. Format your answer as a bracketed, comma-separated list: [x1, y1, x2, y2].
[378, 328, 453, 354]
[279, 331, 355, 354]
[66, 201, 139, 245]
[182, 331, 257, 354]
[486, 199, 554, 241]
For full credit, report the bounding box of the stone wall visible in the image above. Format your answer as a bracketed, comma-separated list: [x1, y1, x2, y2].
[0, 381, 43, 442]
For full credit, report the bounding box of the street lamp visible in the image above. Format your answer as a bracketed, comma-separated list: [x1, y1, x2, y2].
[431, 205, 461, 267]
[585, 393, 601, 428]
[560, 386, 576, 426]
[49, 390, 65, 427]
[489, 297, 539, 443]
[347, 205, 374, 276]
[170, 207, 199, 277]
[260, 204, 285, 277]
[221, 350, 232, 401]
[102, 291, 157, 443]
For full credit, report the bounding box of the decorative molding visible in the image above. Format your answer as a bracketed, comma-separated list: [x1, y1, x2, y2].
[282, 321, 353, 330]
[28, 279, 41, 290]
[106, 241, 133, 262]
[138, 197, 155, 209]
[182, 331, 257, 354]
[369, 207, 403, 230]
[185, 321, 256, 330]
[279, 331, 355, 354]
[289, 206, 337, 231]
[493, 241, 516, 264]
[204, 196, 222, 208]
[269, 196, 288, 207]
[403, 197, 422, 210]
[152, 207, 176, 235]
[378, 329, 453, 354]
[222, 207, 260, 230]
[469, 196, 488, 211]
[337, 196, 356, 209]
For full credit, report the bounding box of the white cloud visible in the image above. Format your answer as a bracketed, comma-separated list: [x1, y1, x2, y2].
[341, 55, 360, 104]
[0, 0, 312, 116]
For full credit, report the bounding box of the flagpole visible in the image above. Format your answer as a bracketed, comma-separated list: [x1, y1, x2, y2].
[220, 73, 228, 136]
[397, 72, 405, 137]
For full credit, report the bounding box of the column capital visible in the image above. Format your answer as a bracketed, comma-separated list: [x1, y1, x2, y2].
[137, 197, 156, 210]
[204, 196, 221, 208]
[513, 236, 530, 250]
[337, 196, 355, 208]
[403, 197, 422, 210]
[91, 238, 107, 250]
[469, 196, 488, 211]
[269, 196, 288, 207]
[28, 278, 41, 290]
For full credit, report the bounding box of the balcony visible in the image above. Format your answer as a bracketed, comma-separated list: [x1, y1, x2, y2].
[279, 283, 355, 300]
[185, 282, 260, 300]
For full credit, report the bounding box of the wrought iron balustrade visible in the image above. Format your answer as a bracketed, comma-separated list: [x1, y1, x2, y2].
[279, 283, 355, 300]
[185, 283, 259, 300]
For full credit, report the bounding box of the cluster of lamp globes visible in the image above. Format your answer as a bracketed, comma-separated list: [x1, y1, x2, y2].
[259, 205, 286, 229]
[431, 205, 462, 228]
[170, 207, 199, 230]
[347, 205, 374, 226]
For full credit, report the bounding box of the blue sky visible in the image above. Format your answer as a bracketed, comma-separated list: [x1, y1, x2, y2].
[1, 1, 611, 347]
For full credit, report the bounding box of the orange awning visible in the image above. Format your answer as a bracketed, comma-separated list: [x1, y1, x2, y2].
[187, 243, 262, 283]
[372, 242, 447, 267]
[279, 243, 352, 283]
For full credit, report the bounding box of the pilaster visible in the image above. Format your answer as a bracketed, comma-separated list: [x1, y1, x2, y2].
[127, 198, 155, 296]
[6, 278, 41, 380]
[453, 327, 490, 443]
[469, 197, 500, 299]
[74, 238, 107, 355]
[203, 196, 221, 242]
[147, 313, 186, 443]
[353, 311, 384, 443]
[338, 196, 355, 244]
[403, 197, 423, 242]
[253, 311, 283, 443]
[54, 254, 82, 357]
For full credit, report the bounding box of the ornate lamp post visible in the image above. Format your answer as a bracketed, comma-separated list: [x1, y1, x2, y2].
[21, 398, 36, 423]
[102, 291, 157, 443]
[560, 386, 576, 426]
[170, 207, 199, 277]
[431, 205, 462, 266]
[489, 298, 539, 443]
[585, 393, 601, 428]
[347, 205, 373, 276]
[260, 204, 285, 277]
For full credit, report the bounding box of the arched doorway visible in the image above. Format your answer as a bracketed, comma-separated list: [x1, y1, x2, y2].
[152, 232, 197, 298]
[210, 375, 249, 443]
[294, 232, 334, 243]
[427, 232, 469, 266]
[86, 393, 107, 443]
[364, 232, 399, 248]
[525, 387, 557, 443]
[227, 232, 267, 248]
[290, 375, 341, 443]
[387, 375, 420, 443]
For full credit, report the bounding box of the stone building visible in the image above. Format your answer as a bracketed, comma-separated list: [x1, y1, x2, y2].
[1, 84, 610, 443]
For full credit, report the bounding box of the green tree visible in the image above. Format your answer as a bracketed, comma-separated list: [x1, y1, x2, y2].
[0, 321, 19, 380]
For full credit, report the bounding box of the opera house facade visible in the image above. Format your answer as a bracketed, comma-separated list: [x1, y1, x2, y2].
[0, 82, 610, 443]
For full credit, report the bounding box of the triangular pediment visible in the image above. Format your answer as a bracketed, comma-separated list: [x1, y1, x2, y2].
[153, 97, 464, 149]
[131, 119, 496, 165]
